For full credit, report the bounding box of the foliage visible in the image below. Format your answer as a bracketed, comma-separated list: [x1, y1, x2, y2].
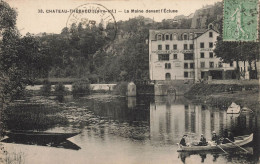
[40, 79, 51, 96]
[3, 103, 68, 131]
[54, 83, 66, 94]
[72, 79, 91, 97]
[113, 82, 128, 95]
[0, 1, 51, 104]
[214, 36, 259, 79]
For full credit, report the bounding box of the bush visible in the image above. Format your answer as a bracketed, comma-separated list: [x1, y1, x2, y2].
[40, 79, 51, 96]
[72, 79, 91, 97]
[113, 82, 128, 96]
[54, 83, 65, 95]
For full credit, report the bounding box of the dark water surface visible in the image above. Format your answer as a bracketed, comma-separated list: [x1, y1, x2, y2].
[2, 94, 260, 164]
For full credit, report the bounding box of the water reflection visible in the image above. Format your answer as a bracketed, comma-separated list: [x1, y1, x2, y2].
[150, 96, 256, 145]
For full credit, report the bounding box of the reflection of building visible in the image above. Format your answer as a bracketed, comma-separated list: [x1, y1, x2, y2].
[149, 24, 241, 81]
[149, 96, 255, 143]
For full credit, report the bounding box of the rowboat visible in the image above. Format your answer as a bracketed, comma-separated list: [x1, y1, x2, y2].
[177, 133, 253, 152]
[4, 130, 80, 141]
[227, 102, 241, 114]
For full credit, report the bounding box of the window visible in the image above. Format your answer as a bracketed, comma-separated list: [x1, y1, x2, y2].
[184, 72, 188, 78]
[230, 61, 234, 67]
[174, 54, 178, 59]
[210, 62, 214, 68]
[190, 63, 194, 69]
[209, 32, 213, 38]
[158, 45, 162, 50]
[183, 34, 188, 40]
[157, 34, 162, 40]
[165, 63, 171, 69]
[165, 44, 169, 50]
[209, 52, 214, 58]
[218, 62, 223, 68]
[184, 63, 188, 69]
[209, 42, 213, 48]
[190, 44, 194, 50]
[165, 73, 171, 80]
[158, 54, 169, 61]
[184, 53, 194, 60]
[200, 42, 204, 48]
[165, 34, 169, 40]
[201, 62, 205, 68]
[184, 44, 188, 50]
[173, 44, 177, 50]
[200, 52, 204, 58]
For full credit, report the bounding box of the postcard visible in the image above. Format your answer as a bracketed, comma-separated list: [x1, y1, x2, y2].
[0, 0, 259, 164]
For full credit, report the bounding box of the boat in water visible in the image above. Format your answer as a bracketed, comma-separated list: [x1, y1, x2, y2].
[177, 133, 253, 152]
[4, 130, 80, 142]
[227, 102, 241, 114]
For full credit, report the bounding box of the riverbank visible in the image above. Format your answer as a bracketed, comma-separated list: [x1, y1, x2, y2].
[184, 83, 259, 113]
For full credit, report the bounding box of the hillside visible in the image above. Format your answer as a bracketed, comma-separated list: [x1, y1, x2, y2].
[35, 2, 224, 83]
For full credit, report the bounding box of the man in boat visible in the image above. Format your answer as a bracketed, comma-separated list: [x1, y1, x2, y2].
[222, 131, 234, 144]
[197, 134, 207, 146]
[211, 131, 220, 145]
[179, 134, 187, 146]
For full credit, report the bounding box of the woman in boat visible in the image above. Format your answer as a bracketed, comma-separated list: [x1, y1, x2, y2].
[198, 134, 207, 146]
[179, 135, 188, 146]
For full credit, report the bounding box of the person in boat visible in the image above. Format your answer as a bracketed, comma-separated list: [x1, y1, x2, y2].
[197, 134, 207, 146]
[179, 134, 188, 146]
[228, 132, 234, 142]
[222, 131, 234, 144]
[223, 129, 228, 138]
[211, 131, 220, 145]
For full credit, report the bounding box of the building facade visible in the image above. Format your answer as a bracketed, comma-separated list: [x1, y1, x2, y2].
[149, 24, 237, 81]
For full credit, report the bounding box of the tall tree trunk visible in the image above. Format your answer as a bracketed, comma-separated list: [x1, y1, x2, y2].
[243, 61, 246, 79]
[254, 60, 258, 79]
[248, 60, 252, 80]
[236, 60, 240, 80]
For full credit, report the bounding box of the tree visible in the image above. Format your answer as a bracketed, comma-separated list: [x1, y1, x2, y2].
[214, 36, 259, 79]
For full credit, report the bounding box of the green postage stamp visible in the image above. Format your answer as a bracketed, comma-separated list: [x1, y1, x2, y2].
[223, 0, 259, 41]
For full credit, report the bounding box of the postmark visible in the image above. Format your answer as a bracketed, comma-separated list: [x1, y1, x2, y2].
[66, 3, 117, 42]
[223, 0, 259, 41]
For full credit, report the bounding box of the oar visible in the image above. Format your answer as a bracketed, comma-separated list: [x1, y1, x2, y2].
[226, 138, 249, 153]
[217, 145, 229, 154]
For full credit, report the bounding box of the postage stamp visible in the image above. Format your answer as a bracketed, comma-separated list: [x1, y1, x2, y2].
[223, 0, 259, 41]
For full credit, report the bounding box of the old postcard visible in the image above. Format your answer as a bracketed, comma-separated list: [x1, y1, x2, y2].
[0, 0, 259, 164]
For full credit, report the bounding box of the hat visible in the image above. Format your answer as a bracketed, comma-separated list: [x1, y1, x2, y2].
[183, 134, 187, 137]
[212, 131, 216, 134]
[201, 134, 204, 136]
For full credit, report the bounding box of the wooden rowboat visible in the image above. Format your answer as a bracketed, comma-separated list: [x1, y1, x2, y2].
[4, 130, 80, 141]
[177, 133, 253, 152]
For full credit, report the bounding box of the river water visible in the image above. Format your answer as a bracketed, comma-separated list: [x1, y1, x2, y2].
[1, 94, 260, 164]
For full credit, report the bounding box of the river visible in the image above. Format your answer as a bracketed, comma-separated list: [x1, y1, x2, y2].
[1, 94, 259, 164]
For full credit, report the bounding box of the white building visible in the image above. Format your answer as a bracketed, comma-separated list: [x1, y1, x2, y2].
[149, 24, 237, 81]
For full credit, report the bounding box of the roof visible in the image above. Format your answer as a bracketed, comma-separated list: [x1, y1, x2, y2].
[149, 28, 219, 40]
[150, 28, 207, 34]
[149, 28, 207, 40]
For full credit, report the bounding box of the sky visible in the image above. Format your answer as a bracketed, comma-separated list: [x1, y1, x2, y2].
[6, 0, 221, 35]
